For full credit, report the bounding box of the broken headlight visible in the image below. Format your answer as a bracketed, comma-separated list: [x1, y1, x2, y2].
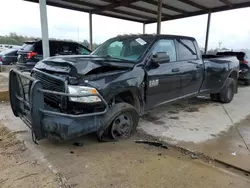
[67, 85, 101, 103]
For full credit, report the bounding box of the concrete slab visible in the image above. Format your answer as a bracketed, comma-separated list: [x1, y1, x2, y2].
[1, 102, 249, 188]
[139, 87, 250, 172]
[139, 97, 232, 144]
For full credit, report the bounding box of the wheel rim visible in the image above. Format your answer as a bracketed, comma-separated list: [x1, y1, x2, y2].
[110, 113, 133, 140]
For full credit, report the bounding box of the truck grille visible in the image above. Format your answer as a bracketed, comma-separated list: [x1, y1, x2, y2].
[32, 71, 66, 107]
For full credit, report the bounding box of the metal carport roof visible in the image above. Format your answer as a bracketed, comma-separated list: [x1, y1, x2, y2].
[25, 0, 250, 23]
[24, 0, 250, 57]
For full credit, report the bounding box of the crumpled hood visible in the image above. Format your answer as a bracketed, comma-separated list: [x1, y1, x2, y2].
[34, 55, 133, 76]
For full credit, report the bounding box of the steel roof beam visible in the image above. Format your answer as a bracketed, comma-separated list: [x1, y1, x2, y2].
[127, 4, 172, 19]
[176, 0, 208, 10]
[142, 0, 187, 14]
[219, 0, 234, 8]
[110, 9, 154, 21]
[93, 0, 140, 13]
[60, 0, 101, 8]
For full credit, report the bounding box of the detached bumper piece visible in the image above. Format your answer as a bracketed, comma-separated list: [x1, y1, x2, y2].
[9, 69, 108, 142]
[239, 69, 250, 80]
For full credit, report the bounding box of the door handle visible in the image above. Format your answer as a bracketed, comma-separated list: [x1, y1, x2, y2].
[172, 68, 180, 72]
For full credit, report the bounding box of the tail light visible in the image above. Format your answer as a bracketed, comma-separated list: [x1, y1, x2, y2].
[0, 57, 3, 61]
[27, 52, 37, 59]
[240, 60, 249, 64]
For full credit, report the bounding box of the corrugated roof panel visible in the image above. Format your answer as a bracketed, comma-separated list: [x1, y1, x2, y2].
[25, 0, 250, 23]
[116, 6, 157, 18]
[231, 0, 250, 3]
[161, 0, 201, 12]
[80, 0, 109, 6]
[161, 8, 182, 15]
[132, 1, 158, 11]
[191, 0, 225, 8]
[132, 1, 180, 15]
[103, 10, 146, 21]
[49, 0, 94, 9]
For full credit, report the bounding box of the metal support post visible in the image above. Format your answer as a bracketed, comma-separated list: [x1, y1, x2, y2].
[205, 12, 211, 54]
[89, 12, 93, 50]
[39, 0, 50, 58]
[157, 0, 162, 34]
[143, 23, 146, 34]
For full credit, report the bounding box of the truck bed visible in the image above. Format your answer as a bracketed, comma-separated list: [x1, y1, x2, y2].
[200, 54, 239, 94]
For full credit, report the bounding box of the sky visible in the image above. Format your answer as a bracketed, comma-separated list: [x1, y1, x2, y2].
[1, 0, 250, 50]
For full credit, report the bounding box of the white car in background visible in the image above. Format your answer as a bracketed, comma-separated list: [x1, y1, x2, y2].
[0, 44, 21, 52]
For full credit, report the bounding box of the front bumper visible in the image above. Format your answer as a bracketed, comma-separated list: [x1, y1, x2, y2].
[16, 62, 37, 71]
[9, 69, 108, 141]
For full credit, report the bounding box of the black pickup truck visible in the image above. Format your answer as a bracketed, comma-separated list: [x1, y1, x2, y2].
[9, 34, 239, 142]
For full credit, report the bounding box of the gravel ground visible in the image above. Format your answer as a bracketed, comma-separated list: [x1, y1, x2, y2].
[0, 125, 63, 188]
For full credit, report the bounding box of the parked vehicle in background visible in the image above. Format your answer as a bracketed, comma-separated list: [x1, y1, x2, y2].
[9, 34, 239, 143]
[0, 44, 21, 52]
[16, 40, 91, 70]
[0, 49, 18, 65]
[217, 51, 250, 85]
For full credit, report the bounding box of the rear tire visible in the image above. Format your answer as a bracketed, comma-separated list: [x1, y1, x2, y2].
[97, 103, 139, 142]
[210, 78, 235, 103]
[244, 79, 250, 86]
[219, 78, 235, 103]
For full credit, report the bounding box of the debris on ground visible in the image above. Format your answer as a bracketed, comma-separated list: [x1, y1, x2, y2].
[168, 110, 178, 114]
[73, 142, 84, 147]
[139, 159, 144, 163]
[134, 140, 168, 149]
[169, 116, 179, 120]
[185, 106, 199, 112]
[191, 154, 200, 159]
[231, 151, 237, 156]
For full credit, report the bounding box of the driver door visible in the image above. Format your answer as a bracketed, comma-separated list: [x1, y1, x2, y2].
[145, 39, 182, 110]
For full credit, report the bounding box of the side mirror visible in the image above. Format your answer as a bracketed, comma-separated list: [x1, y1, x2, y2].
[151, 52, 170, 67]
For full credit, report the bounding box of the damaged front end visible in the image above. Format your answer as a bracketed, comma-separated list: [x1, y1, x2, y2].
[9, 68, 109, 142]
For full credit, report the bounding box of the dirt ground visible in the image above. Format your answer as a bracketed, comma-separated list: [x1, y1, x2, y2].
[0, 74, 8, 92]
[37, 135, 250, 188]
[0, 123, 249, 188]
[0, 125, 64, 188]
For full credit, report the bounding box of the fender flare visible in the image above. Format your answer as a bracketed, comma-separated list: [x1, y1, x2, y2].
[106, 86, 145, 115]
[221, 69, 238, 93]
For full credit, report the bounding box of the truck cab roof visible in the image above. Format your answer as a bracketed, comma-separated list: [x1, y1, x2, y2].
[113, 34, 196, 41]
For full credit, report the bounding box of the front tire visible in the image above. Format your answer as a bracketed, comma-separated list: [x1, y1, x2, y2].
[97, 103, 139, 141]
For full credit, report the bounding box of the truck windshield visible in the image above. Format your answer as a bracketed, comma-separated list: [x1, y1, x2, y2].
[91, 36, 152, 62]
